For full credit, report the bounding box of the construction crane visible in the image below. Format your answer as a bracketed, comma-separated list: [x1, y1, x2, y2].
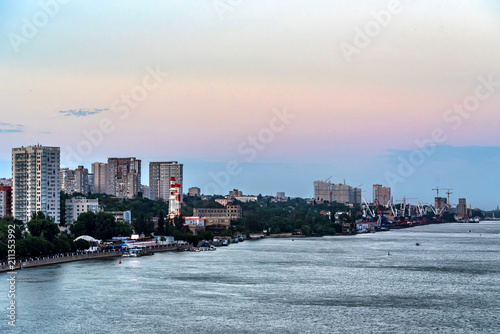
[444, 188, 454, 211]
[325, 176, 333, 183]
[432, 186, 441, 198]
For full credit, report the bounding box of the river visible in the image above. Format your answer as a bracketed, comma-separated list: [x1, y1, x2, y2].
[2, 222, 499, 333]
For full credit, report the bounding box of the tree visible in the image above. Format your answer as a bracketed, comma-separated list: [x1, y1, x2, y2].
[27, 212, 60, 242]
[71, 212, 132, 239]
[157, 211, 165, 234]
[75, 239, 90, 250]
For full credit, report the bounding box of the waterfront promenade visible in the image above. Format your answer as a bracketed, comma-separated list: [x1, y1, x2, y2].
[0, 243, 191, 273]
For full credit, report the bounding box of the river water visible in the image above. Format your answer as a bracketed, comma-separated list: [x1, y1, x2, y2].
[2, 222, 500, 334]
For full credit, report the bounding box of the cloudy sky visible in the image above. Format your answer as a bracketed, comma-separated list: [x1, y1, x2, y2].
[1, 0, 499, 209]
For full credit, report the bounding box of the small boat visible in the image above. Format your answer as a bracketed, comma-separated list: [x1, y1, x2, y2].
[415, 243, 420, 246]
[123, 248, 154, 257]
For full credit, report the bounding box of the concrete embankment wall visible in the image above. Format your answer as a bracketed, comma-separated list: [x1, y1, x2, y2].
[144, 243, 191, 253]
[0, 251, 122, 273]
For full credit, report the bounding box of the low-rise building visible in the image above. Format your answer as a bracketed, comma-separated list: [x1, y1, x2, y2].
[193, 204, 242, 227]
[0, 178, 12, 186]
[184, 216, 205, 235]
[188, 187, 201, 197]
[234, 196, 258, 203]
[215, 198, 230, 206]
[65, 197, 99, 224]
[106, 211, 132, 224]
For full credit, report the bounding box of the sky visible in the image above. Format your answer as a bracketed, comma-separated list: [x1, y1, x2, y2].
[0, 0, 499, 209]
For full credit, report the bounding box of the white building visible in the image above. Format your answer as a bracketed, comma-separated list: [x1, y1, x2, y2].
[65, 197, 99, 224]
[12, 145, 60, 224]
[106, 211, 132, 224]
[234, 196, 258, 203]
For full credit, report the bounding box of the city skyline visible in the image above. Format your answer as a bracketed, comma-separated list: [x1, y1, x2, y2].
[1, 1, 499, 209]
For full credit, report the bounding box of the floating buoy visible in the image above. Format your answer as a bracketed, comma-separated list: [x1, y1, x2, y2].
[388, 252, 391, 256]
[119, 260, 121, 264]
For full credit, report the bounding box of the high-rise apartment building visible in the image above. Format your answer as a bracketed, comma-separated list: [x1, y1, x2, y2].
[456, 198, 467, 218]
[141, 185, 151, 199]
[12, 145, 60, 224]
[91, 162, 108, 194]
[373, 184, 391, 205]
[61, 165, 92, 194]
[107, 158, 141, 198]
[61, 168, 76, 194]
[314, 180, 361, 204]
[149, 161, 183, 201]
[0, 185, 12, 217]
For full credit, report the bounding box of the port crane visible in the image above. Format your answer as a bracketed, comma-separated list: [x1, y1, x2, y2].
[362, 197, 375, 218]
[373, 199, 384, 226]
[396, 197, 417, 217]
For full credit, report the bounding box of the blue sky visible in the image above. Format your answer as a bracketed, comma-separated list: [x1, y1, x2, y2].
[0, 1, 499, 209]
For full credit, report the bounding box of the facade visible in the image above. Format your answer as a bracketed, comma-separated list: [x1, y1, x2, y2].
[61, 165, 91, 194]
[0, 178, 12, 186]
[0, 186, 12, 217]
[234, 196, 258, 203]
[456, 198, 467, 218]
[91, 162, 108, 194]
[228, 189, 243, 198]
[188, 187, 201, 197]
[65, 197, 99, 225]
[61, 168, 76, 194]
[107, 157, 141, 198]
[373, 184, 391, 205]
[435, 197, 448, 213]
[105, 211, 132, 223]
[12, 145, 61, 224]
[87, 173, 94, 194]
[184, 216, 205, 226]
[142, 185, 151, 199]
[276, 192, 286, 200]
[193, 204, 242, 226]
[149, 161, 183, 201]
[314, 180, 361, 205]
[215, 198, 230, 206]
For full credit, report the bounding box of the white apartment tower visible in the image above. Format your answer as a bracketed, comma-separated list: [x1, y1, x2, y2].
[12, 145, 61, 224]
[149, 161, 183, 201]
